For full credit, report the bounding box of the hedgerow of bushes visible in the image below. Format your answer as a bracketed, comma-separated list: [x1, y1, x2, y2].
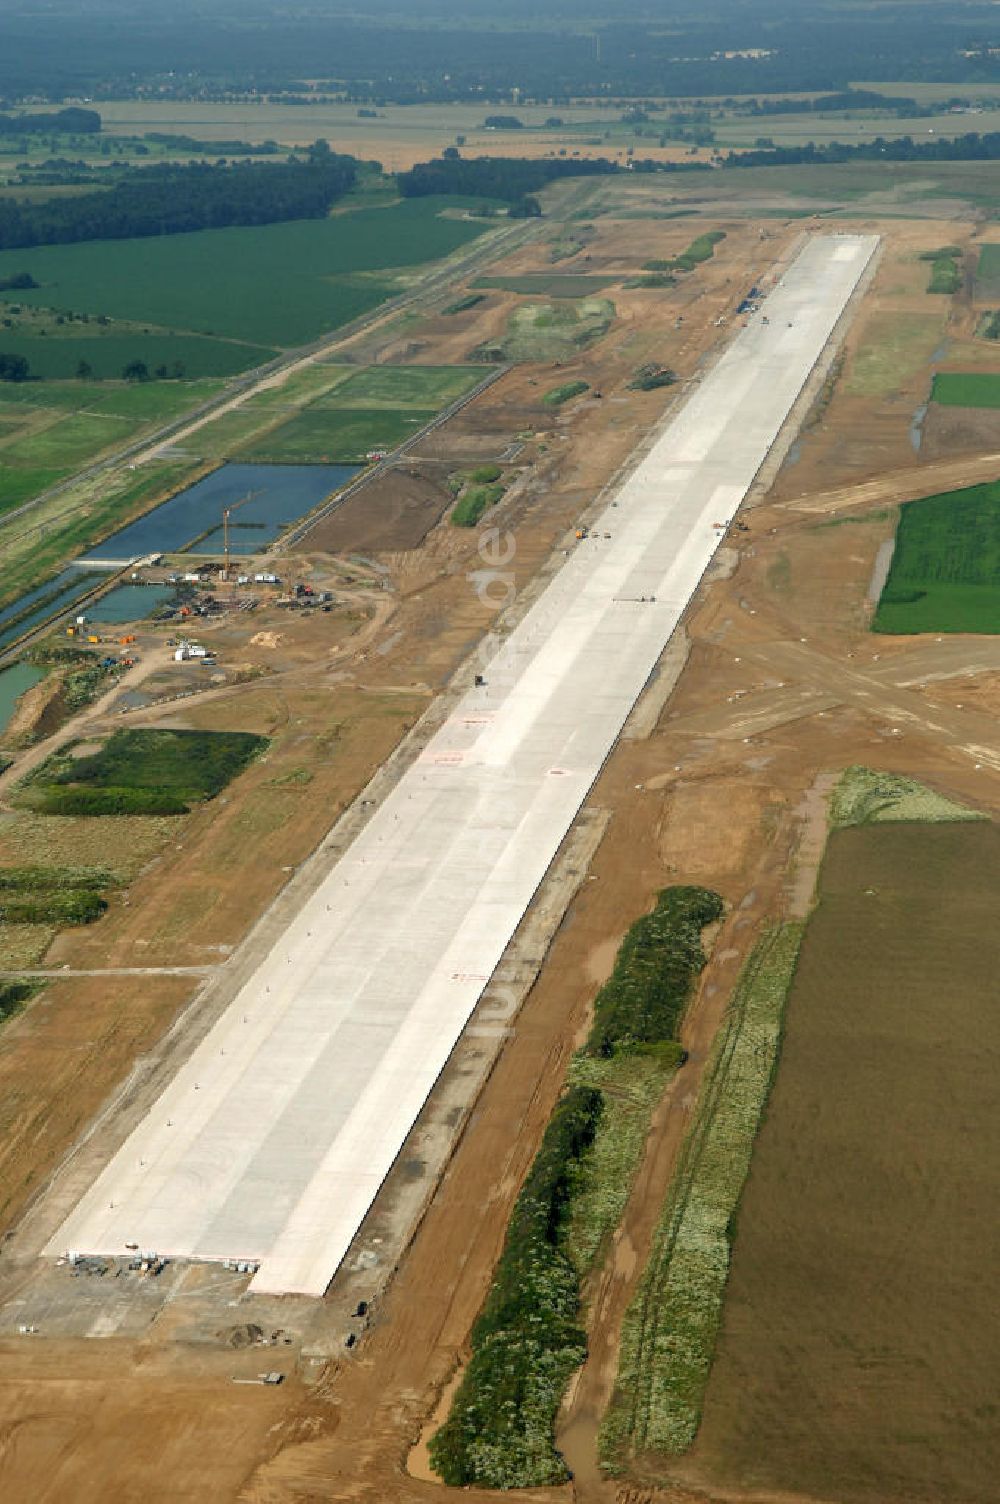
[0, 978, 40, 1024]
[451, 480, 505, 527]
[0, 863, 117, 926]
[0, 864, 115, 890]
[26, 786, 190, 816]
[0, 890, 106, 924]
[430, 885, 723, 1488]
[428, 1085, 603, 1488]
[588, 885, 725, 1058]
[542, 378, 590, 406]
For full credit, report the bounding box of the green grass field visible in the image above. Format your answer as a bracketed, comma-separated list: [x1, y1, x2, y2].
[0, 378, 223, 509]
[0, 198, 491, 352]
[2, 411, 134, 468]
[0, 333, 275, 381]
[0, 466, 70, 509]
[243, 366, 354, 409]
[246, 406, 436, 462]
[319, 363, 490, 409]
[874, 480, 1000, 633]
[844, 311, 945, 398]
[930, 371, 1000, 407]
[86, 378, 224, 419]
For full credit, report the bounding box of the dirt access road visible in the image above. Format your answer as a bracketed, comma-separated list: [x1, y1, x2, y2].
[4, 209, 1000, 1504]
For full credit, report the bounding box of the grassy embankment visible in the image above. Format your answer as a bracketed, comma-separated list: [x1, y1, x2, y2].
[600, 922, 803, 1470]
[873, 477, 1000, 633]
[14, 728, 268, 816]
[542, 379, 590, 406]
[450, 463, 506, 527]
[430, 886, 723, 1489]
[600, 766, 983, 1481]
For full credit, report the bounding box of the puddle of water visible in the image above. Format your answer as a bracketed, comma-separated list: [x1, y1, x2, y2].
[85, 583, 177, 624]
[0, 659, 45, 738]
[909, 401, 928, 453]
[408, 1366, 463, 1484]
[82, 462, 358, 562]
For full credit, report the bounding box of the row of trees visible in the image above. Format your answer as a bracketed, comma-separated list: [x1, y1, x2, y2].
[0, 352, 29, 381]
[725, 129, 1000, 169]
[0, 143, 357, 250]
[0, 107, 99, 136]
[398, 154, 617, 208]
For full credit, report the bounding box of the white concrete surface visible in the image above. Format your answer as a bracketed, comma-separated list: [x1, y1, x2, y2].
[49, 235, 878, 1296]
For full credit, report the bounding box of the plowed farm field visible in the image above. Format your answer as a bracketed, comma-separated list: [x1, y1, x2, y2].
[688, 820, 1000, 1504]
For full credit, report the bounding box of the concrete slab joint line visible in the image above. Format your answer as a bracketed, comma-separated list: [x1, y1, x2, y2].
[48, 234, 879, 1298]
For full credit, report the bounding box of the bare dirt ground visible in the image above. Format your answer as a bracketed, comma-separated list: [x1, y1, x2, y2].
[3, 203, 1000, 1503]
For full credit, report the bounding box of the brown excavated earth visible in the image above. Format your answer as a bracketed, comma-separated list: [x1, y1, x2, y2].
[2, 205, 1000, 1503]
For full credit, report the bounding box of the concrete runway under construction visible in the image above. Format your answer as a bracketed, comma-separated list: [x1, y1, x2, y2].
[48, 233, 879, 1298]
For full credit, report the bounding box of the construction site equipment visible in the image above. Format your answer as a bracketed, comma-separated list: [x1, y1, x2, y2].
[221, 490, 260, 580]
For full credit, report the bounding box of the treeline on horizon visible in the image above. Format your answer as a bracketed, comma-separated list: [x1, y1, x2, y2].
[724, 129, 1000, 167]
[0, 145, 357, 251]
[4, 6, 1000, 104]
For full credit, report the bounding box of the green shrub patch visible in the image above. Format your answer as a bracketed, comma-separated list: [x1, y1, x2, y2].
[0, 889, 106, 924]
[15, 728, 268, 816]
[451, 481, 505, 527]
[588, 886, 725, 1057]
[429, 1085, 603, 1488]
[542, 379, 590, 406]
[0, 978, 40, 1024]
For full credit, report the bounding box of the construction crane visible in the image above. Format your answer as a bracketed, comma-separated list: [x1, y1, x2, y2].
[221, 490, 260, 580]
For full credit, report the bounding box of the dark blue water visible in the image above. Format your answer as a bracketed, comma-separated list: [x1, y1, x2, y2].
[0, 567, 97, 651]
[82, 463, 357, 562]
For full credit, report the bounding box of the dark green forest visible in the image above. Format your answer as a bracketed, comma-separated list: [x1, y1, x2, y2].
[0, 145, 357, 250]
